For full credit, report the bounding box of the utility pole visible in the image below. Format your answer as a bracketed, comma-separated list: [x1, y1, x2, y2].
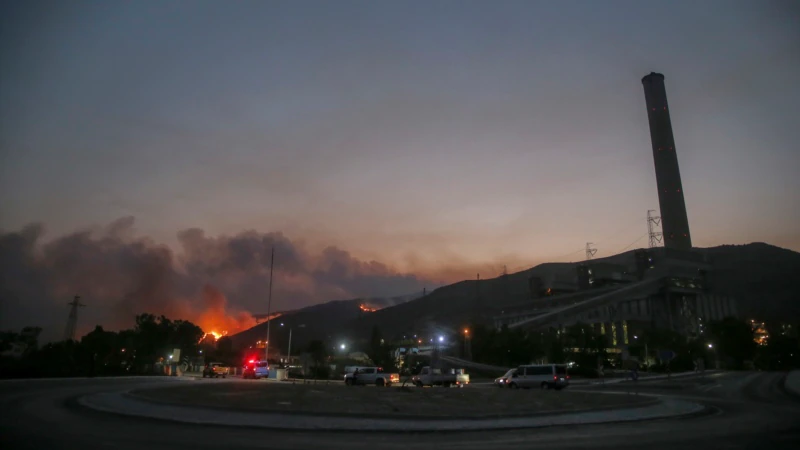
[585, 242, 597, 260]
[265, 247, 275, 366]
[286, 323, 306, 367]
[64, 295, 85, 342]
[475, 273, 481, 307]
[647, 210, 663, 248]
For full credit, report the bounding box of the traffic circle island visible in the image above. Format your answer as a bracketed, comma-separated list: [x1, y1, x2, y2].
[78, 379, 707, 431]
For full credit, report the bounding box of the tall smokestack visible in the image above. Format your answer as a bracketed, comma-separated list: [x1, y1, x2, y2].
[642, 72, 692, 251]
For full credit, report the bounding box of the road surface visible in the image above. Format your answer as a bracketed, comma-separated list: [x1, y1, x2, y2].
[1, 372, 799, 449]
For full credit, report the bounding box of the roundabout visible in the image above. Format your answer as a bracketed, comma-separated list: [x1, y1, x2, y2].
[1, 371, 799, 449]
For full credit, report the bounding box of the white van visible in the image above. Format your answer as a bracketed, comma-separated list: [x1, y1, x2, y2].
[507, 364, 569, 390]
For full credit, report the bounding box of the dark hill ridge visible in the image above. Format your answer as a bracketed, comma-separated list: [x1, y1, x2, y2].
[229, 292, 421, 349]
[700, 243, 800, 322]
[231, 243, 800, 350]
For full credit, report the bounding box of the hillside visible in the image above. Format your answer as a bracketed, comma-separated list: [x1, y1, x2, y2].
[701, 243, 800, 322]
[229, 292, 421, 350]
[230, 243, 800, 350]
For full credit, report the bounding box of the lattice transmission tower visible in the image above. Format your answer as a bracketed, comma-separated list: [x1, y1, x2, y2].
[64, 295, 85, 342]
[647, 210, 664, 248]
[585, 242, 597, 260]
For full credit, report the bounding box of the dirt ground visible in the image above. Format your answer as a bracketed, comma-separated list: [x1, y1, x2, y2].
[131, 381, 654, 418]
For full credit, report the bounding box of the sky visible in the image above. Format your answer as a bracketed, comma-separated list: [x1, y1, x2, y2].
[1, 1, 799, 339]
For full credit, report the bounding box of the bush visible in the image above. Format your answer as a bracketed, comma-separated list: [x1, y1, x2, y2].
[309, 365, 331, 379]
[568, 365, 599, 378]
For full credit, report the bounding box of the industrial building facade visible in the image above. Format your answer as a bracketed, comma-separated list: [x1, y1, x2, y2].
[491, 72, 738, 344]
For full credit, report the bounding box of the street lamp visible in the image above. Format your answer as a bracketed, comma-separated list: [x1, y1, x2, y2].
[438, 336, 444, 343]
[340, 343, 346, 350]
[281, 323, 305, 367]
[707, 343, 718, 369]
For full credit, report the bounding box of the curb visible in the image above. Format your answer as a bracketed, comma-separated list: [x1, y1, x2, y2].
[77, 390, 704, 432]
[125, 388, 660, 421]
[779, 371, 800, 402]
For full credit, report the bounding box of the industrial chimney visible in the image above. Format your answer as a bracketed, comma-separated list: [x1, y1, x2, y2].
[642, 72, 692, 251]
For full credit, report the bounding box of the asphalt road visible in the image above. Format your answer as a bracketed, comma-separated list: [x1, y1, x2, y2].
[1, 372, 799, 450]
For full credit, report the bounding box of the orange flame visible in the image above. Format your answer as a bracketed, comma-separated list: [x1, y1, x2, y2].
[359, 304, 377, 312]
[198, 330, 228, 343]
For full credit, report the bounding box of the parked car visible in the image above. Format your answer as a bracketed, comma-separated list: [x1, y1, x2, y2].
[412, 366, 470, 387]
[506, 364, 569, 390]
[202, 362, 229, 378]
[344, 366, 399, 386]
[242, 360, 269, 379]
[494, 368, 517, 387]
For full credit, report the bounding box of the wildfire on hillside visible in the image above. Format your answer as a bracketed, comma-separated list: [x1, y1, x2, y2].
[198, 330, 228, 343]
[195, 285, 256, 343]
[359, 304, 378, 312]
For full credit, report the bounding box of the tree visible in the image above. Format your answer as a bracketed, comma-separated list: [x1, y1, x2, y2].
[709, 317, 757, 369]
[468, 324, 545, 367]
[367, 326, 393, 369]
[80, 326, 117, 376]
[306, 340, 328, 380]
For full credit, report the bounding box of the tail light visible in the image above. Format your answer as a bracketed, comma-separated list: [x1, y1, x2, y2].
[567, 376, 570, 379]
[553, 376, 557, 380]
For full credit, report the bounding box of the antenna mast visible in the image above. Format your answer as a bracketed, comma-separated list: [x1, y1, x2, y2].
[265, 247, 275, 365]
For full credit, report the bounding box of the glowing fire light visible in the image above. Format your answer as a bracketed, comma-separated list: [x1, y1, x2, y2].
[359, 304, 377, 312]
[198, 330, 228, 343]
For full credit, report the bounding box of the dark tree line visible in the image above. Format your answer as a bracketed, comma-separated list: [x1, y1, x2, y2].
[468, 317, 799, 373]
[0, 314, 204, 378]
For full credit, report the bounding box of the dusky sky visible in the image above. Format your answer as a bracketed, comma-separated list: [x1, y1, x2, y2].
[1, 0, 798, 337]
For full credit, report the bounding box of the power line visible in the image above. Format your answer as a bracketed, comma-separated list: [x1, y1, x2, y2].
[550, 247, 586, 262]
[614, 232, 650, 254]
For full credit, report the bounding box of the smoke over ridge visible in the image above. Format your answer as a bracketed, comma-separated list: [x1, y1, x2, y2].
[0, 217, 431, 341]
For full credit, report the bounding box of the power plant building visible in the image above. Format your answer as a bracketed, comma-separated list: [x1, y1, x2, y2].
[492, 73, 737, 346]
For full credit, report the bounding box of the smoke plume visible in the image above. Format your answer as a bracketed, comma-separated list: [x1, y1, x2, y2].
[0, 217, 431, 342]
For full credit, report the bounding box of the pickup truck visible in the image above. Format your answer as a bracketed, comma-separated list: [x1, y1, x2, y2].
[412, 366, 469, 387]
[202, 362, 229, 378]
[344, 366, 400, 386]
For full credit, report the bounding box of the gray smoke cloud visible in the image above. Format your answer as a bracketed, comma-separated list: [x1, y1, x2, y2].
[0, 217, 431, 342]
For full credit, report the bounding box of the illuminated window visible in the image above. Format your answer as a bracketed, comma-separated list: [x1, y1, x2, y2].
[600, 323, 606, 335]
[611, 323, 618, 346]
[623, 321, 629, 345]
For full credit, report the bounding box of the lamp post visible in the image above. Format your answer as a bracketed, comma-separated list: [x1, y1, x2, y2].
[281, 323, 305, 367]
[708, 343, 718, 369]
[463, 328, 471, 360]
